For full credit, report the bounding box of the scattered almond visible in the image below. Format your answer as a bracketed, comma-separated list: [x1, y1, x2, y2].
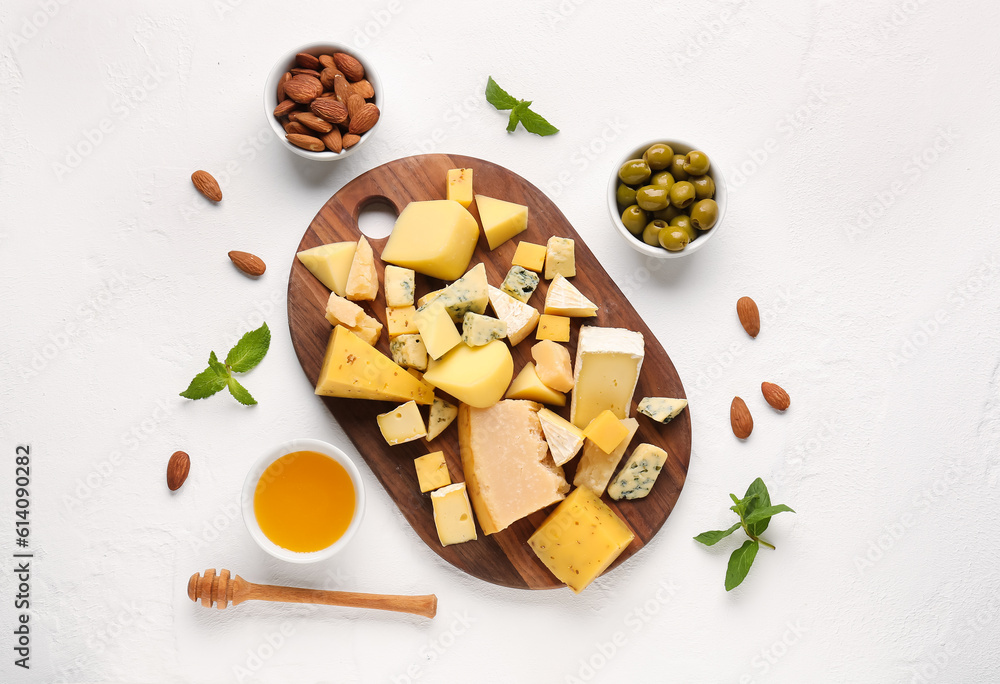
[333, 52, 365, 81]
[295, 52, 320, 70]
[284, 75, 323, 103]
[228, 251, 266, 277]
[167, 450, 191, 491]
[737, 296, 760, 338]
[286, 133, 325, 152]
[761, 382, 790, 411]
[191, 170, 222, 202]
[730, 397, 753, 439]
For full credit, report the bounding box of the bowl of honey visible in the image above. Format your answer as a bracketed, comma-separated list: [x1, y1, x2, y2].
[241, 438, 366, 563]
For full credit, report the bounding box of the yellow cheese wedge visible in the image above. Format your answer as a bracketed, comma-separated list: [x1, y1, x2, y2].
[446, 168, 474, 208]
[574, 417, 639, 495]
[414, 300, 461, 360]
[512, 241, 547, 273]
[487, 285, 539, 346]
[583, 409, 630, 454]
[386, 306, 417, 338]
[536, 314, 571, 342]
[527, 486, 634, 593]
[458, 400, 569, 535]
[431, 482, 477, 546]
[505, 362, 566, 407]
[296, 242, 357, 296]
[415, 451, 451, 493]
[381, 200, 479, 280]
[315, 326, 434, 404]
[530, 340, 574, 392]
[571, 326, 644, 428]
[376, 400, 427, 446]
[345, 236, 379, 301]
[476, 195, 528, 250]
[544, 275, 597, 317]
[423, 340, 513, 408]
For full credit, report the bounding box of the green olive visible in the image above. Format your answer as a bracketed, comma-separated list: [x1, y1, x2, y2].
[642, 143, 675, 171]
[658, 227, 690, 252]
[668, 154, 689, 181]
[670, 214, 698, 241]
[616, 183, 637, 207]
[683, 150, 711, 175]
[642, 219, 668, 246]
[618, 159, 651, 186]
[652, 205, 682, 222]
[620, 205, 648, 235]
[669, 181, 696, 209]
[689, 175, 715, 200]
[690, 199, 719, 231]
[635, 185, 671, 211]
[649, 171, 675, 192]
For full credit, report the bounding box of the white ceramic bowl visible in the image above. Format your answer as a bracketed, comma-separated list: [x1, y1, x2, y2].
[242, 438, 366, 563]
[607, 139, 727, 259]
[263, 42, 383, 161]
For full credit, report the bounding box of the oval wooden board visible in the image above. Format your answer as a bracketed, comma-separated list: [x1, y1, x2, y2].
[288, 154, 691, 590]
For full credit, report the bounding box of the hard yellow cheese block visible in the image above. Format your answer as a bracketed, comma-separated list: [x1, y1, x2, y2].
[458, 400, 569, 535]
[381, 200, 479, 280]
[424, 340, 513, 408]
[315, 326, 434, 404]
[574, 417, 639, 495]
[376, 401, 427, 446]
[583, 409, 630, 454]
[476, 195, 528, 250]
[531, 340, 574, 392]
[446, 168, 474, 208]
[431, 482, 477, 546]
[414, 301, 461, 360]
[414, 451, 451, 493]
[512, 241, 547, 272]
[536, 314, 570, 342]
[505, 362, 566, 407]
[527, 486, 634, 594]
[296, 242, 357, 296]
[571, 326, 644, 428]
[345, 236, 379, 301]
[386, 306, 416, 338]
[544, 236, 576, 280]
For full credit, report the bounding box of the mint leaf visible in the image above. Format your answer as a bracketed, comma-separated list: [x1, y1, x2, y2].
[744, 477, 771, 535]
[517, 106, 559, 136]
[226, 323, 271, 373]
[485, 76, 518, 110]
[743, 504, 795, 527]
[227, 376, 257, 406]
[506, 105, 521, 132]
[729, 491, 759, 519]
[694, 523, 741, 546]
[180, 365, 227, 400]
[725, 540, 759, 591]
[208, 351, 228, 377]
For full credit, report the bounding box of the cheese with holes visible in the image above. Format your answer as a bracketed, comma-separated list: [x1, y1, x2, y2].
[423, 340, 513, 408]
[544, 236, 576, 280]
[324, 293, 383, 345]
[512, 241, 547, 272]
[384, 265, 415, 307]
[431, 482, 477, 546]
[461, 312, 507, 347]
[381, 200, 479, 280]
[501, 265, 539, 303]
[537, 407, 585, 466]
[531, 340, 574, 392]
[544, 275, 597, 317]
[345, 236, 379, 301]
[390, 334, 428, 371]
[315, 326, 434, 404]
[377, 400, 427, 446]
[583, 409, 630, 454]
[570, 326, 644, 428]
[458, 400, 569, 535]
[414, 301, 461, 360]
[476, 195, 528, 250]
[446, 168, 474, 208]
[427, 397, 458, 441]
[415, 451, 451, 493]
[297, 241, 357, 296]
[505, 362, 566, 406]
[536, 314, 570, 342]
[386, 306, 417, 338]
[488, 285, 539, 345]
[637, 397, 688, 424]
[608, 443, 668, 501]
[527, 485, 634, 594]
[574, 417, 638, 494]
[422, 263, 488, 323]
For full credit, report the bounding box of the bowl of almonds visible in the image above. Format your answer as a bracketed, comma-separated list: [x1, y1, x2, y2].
[264, 43, 383, 160]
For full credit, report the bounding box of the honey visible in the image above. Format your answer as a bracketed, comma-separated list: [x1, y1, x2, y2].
[253, 450, 356, 553]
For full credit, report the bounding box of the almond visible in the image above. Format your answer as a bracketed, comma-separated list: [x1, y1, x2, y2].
[191, 170, 222, 202]
[321, 128, 343, 153]
[346, 93, 366, 120]
[295, 52, 320, 70]
[277, 71, 291, 102]
[283, 75, 323, 103]
[295, 111, 333, 133]
[320, 67, 341, 90]
[348, 103, 380, 134]
[290, 67, 321, 78]
[318, 54, 335, 70]
[167, 450, 190, 491]
[310, 98, 348, 124]
[333, 52, 364, 81]
[761, 382, 790, 411]
[333, 74, 354, 104]
[342, 133, 361, 149]
[229, 250, 266, 276]
[730, 397, 753, 439]
[352, 78, 375, 99]
[284, 120, 309, 136]
[273, 99, 297, 118]
[737, 296, 760, 338]
[286, 133, 325, 152]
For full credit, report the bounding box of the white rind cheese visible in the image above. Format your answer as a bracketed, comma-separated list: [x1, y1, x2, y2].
[537, 407, 585, 466]
[570, 326, 644, 428]
[544, 275, 598, 317]
[487, 285, 539, 346]
[607, 443, 668, 500]
[637, 397, 688, 424]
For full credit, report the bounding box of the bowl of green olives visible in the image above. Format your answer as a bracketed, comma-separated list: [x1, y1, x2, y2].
[609, 139, 726, 258]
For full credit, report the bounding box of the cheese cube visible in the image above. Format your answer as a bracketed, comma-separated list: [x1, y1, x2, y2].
[476, 195, 528, 250]
[423, 263, 488, 323]
[583, 410, 630, 454]
[424, 340, 513, 408]
[530, 340, 574, 392]
[537, 408, 585, 467]
[527, 486, 634, 594]
[505, 362, 566, 407]
[390, 334, 428, 371]
[386, 306, 417, 338]
[446, 168, 474, 208]
[571, 326, 644, 428]
[500, 265, 539, 303]
[325, 293, 383, 345]
[376, 400, 427, 446]
[431, 483, 478, 546]
[637, 397, 688, 424]
[351, 315, 383, 346]
[544, 237, 575, 280]
[345, 236, 379, 301]
[574, 418, 639, 495]
[487, 285, 539, 346]
[427, 397, 458, 441]
[417, 289, 444, 308]
[607, 443, 668, 501]
[536, 314, 570, 342]
[316, 327, 434, 404]
[414, 301, 461, 360]
[544, 275, 597, 317]
[512, 241, 547, 272]
[297, 242, 357, 296]
[382, 200, 479, 280]
[414, 451, 451, 493]
[461, 312, 507, 347]
[384, 265, 415, 307]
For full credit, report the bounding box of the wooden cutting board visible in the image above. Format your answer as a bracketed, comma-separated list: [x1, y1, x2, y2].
[287, 154, 691, 590]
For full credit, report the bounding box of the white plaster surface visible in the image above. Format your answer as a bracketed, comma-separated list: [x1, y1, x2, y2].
[2, 0, 1000, 682]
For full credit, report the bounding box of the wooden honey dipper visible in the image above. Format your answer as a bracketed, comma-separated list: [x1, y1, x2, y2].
[187, 569, 437, 619]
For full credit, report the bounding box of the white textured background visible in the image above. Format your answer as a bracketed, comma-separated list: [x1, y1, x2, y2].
[2, 0, 999, 682]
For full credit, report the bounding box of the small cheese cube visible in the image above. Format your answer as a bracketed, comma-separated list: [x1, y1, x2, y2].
[376, 400, 427, 446]
[325, 293, 382, 346]
[637, 397, 688, 424]
[505, 362, 566, 406]
[501, 265, 540, 303]
[607, 443, 668, 501]
[574, 418, 639, 495]
[345, 236, 379, 301]
[384, 265, 415, 307]
[427, 397, 458, 441]
[530, 340, 574, 392]
[414, 451, 451, 493]
[536, 314, 570, 342]
[431, 482, 478, 546]
[390, 334, 428, 371]
[512, 241, 547, 272]
[462, 312, 507, 347]
[583, 409, 630, 454]
[414, 301, 461, 360]
[446, 168, 474, 208]
[544, 237, 575, 280]
[386, 306, 417, 338]
[476, 195, 528, 250]
[422, 263, 488, 322]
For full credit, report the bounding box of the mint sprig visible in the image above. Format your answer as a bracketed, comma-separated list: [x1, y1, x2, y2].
[694, 478, 795, 591]
[180, 323, 270, 405]
[486, 77, 559, 136]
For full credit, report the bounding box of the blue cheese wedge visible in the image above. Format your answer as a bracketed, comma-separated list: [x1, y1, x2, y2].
[461, 312, 507, 347]
[384, 265, 416, 308]
[500, 265, 540, 303]
[418, 263, 488, 323]
[390, 334, 428, 371]
[637, 397, 688, 424]
[427, 397, 458, 441]
[607, 443, 668, 500]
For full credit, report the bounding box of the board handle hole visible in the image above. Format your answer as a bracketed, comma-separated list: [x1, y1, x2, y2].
[356, 199, 398, 240]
